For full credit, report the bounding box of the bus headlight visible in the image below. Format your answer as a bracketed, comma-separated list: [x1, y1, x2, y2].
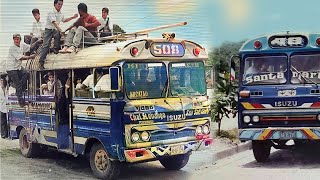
[252, 116, 259, 122]
[196, 126, 203, 135]
[141, 131, 150, 141]
[203, 125, 210, 135]
[131, 132, 140, 142]
[243, 116, 251, 123]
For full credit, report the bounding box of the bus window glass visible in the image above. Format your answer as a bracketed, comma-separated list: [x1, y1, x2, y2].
[291, 54, 320, 84]
[95, 68, 111, 98]
[123, 62, 167, 99]
[242, 56, 287, 85]
[169, 62, 206, 96]
[74, 68, 94, 98]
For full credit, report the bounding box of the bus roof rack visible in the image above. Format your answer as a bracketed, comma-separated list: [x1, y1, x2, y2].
[99, 21, 188, 42]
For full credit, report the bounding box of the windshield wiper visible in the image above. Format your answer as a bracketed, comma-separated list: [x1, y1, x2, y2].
[291, 66, 318, 87]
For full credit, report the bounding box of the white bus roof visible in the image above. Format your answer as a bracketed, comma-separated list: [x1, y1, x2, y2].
[25, 38, 208, 71]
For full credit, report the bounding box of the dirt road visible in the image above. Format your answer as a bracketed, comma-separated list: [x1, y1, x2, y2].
[0, 138, 234, 180]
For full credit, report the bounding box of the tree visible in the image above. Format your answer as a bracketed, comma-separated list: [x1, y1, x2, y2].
[208, 40, 245, 135]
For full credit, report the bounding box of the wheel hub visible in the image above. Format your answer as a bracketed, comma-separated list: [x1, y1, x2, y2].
[94, 149, 108, 172]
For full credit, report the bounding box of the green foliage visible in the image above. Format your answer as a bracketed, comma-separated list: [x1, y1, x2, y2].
[208, 40, 245, 135]
[208, 41, 245, 73]
[113, 24, 126, 34]
[211, 73, 237, 124]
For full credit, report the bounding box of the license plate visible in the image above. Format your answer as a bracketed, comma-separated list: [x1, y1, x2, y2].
[170, 145, 184, 155]
[279, 131, 296, 139]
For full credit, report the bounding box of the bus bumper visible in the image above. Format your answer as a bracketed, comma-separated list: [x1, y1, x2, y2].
[239, 127, 320, 141]
[124, 137, 213, 163]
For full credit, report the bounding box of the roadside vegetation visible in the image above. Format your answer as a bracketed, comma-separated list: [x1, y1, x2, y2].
[208, 41, 245, 138]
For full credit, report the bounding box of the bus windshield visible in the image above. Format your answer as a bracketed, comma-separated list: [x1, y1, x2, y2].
[242, 56, 287, 85]
[169, 62, 206, 96]
[291, 54, 320, 84]
[123, 62, 167, 99]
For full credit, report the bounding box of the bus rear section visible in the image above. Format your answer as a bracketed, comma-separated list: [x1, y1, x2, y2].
[235, 33, 320, 162]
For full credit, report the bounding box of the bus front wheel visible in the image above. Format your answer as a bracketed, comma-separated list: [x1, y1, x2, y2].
[252, 140, 271, 162]
[159, 153, 190, 170]
[19, 128, 39, 158]
[89, 143, 120, 180]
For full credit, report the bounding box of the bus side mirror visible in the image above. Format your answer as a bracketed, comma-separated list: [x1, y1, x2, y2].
[110, 67, 121, 92]
[230, 55, 240, 87]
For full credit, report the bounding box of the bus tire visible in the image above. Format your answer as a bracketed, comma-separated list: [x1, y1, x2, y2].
[159, 153, 190, 170]
[89, 143, 120, 180]
[252, 140, 271, 162]
[19, 128, 39, 158]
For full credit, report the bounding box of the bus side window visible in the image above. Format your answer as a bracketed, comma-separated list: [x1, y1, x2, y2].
[74, 68, 94, 98]
[94, 67, 111, 98]
[38, 71, 55, 96]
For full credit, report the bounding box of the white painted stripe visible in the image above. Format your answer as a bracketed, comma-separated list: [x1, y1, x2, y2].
[74, 136, 87, 145]
[261, 104, 273, 108]
[301, 103, 313, 108]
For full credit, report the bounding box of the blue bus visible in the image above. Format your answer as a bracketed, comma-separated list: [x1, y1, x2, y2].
[6, 31, 212, 179]
[231, 32, 320, 162]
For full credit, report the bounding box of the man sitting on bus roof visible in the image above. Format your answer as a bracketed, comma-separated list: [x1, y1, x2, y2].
[98, 7, 113, 38]
[59, 3, 101, 53]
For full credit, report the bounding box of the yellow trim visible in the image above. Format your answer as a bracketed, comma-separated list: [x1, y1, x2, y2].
[191, 119, 209, 126]
[303, 129, 320, 140]
[241, 102, 255, 110]
[133, 125, 160, 131]
[258, 129, 272, 140]
[128, 142, 152, 149]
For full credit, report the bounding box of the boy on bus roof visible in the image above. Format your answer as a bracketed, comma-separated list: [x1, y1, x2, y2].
[24, 8, 44, 50]
[98, 7, 113, 37]
[39, 0, 78, 70]
[59, 3, 100, 53]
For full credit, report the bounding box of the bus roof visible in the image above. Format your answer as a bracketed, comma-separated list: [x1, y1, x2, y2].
[239, 32, 320, 54]
[26, 38, 207, 71]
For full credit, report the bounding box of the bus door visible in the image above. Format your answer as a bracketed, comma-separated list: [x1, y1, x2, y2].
[72, 68, 112, 154]
[54, 70, 73, 151]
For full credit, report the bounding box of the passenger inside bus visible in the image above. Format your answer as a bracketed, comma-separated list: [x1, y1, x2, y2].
[41, 72, 55, 95]
[75, 78, 82, 90]
[245, 59, 263, 75]
[95, 69, 110, 92]
[74, 68, 107, 98]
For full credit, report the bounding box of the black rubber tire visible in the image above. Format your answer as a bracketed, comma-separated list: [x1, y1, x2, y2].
[89, 143, 120, 180]
[19, 128, 39, 158]
[159, 153, 190, 170]
[252, 140, 271, 162]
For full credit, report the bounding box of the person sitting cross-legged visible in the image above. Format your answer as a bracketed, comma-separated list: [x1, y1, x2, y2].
[59, 3, 100, 53]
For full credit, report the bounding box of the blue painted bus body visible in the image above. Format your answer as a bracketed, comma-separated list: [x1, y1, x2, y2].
[238, 33, 320, 141]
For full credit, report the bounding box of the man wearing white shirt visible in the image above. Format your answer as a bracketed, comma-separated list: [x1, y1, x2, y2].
[98, 7, 113, 37]
[0, 76, 8, 138]
[39, 0, 78, 70]
[24, 8, 44, 45]
[6, 34, 36, 107]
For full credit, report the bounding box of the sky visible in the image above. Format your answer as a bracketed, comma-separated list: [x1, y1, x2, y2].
[1, 0, 320, 71]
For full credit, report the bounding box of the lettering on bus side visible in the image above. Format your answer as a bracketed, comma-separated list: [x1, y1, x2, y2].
[127, 108, 210, 121]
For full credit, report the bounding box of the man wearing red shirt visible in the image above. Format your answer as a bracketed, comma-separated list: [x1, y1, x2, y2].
[60, 3, 101, 53]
